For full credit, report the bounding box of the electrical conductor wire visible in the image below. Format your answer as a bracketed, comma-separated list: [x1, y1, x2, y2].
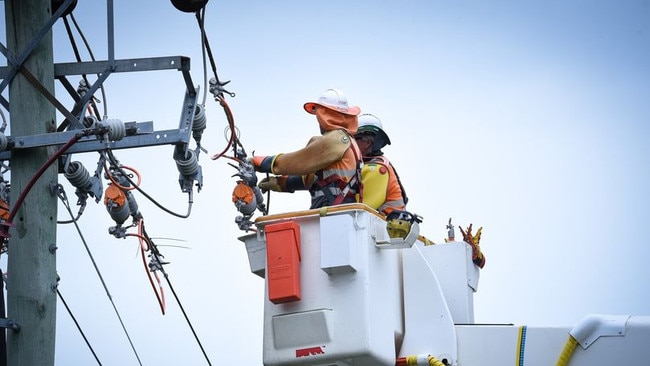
[105, 149, 193, 218]
[123, 219, 166, 315]
[139, 224, 213, 366]
[57, 185, 144, 366]
[69, 12, 109, 119]
[162, 271, 213, 366]
[196, 8, 222, 91]
[56, 288, 102, 365]
[198, 7, 208, 107]
[61, 16, 101, 119]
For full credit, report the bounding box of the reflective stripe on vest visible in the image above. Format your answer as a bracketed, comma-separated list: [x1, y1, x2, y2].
[378, 198, 406, 214]
[310, 136, 361, 202]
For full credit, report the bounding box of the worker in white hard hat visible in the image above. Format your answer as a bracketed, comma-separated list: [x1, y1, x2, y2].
[250, 89, 363, 209]
[354, 113, 408, 216]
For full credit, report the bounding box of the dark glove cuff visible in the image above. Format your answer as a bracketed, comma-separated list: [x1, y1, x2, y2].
[258, 155, 276, 173]
[286, 175, 306, 192]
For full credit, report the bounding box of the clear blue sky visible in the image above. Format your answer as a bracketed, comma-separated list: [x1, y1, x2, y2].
[2, 0, 649, 364]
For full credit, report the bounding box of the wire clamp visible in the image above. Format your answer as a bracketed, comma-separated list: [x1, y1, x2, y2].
[209, 77, 235, 98]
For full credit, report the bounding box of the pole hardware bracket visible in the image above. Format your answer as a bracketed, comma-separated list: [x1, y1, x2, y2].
[0, 318, 20, 331]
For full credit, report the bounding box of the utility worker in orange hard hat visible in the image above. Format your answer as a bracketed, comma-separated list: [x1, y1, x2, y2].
[354, 113, 408, 216]
[250, 89, 363, 209]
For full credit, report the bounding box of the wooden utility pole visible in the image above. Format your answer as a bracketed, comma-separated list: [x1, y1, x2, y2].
[0, 1, 202, 364]
[5, 0, 58, 364]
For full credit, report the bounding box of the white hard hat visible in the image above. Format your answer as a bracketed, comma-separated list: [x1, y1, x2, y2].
[304, 88, 360, 116]
[357, 113, 391, 145]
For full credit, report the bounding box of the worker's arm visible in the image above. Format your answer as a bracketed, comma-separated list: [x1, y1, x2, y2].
[252, 130, 351, 175]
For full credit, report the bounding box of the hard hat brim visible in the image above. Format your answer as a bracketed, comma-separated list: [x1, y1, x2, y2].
[356, 125, 391, 145]
[303, 102, 361, 116]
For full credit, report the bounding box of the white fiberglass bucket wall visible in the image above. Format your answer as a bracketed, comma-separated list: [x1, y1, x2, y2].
[455, 315, 650, 365]
[242, 205, 403, 366]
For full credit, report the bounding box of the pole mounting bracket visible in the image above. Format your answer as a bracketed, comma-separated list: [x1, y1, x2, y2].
[0, 318, 20, 331]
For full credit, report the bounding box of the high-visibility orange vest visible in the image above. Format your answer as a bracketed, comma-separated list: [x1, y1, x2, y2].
[308, 135, 361, 208]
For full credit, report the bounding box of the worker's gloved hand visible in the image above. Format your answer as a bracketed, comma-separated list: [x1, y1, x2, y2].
[249, 155, 278, 173]
[259, 176, 287, 193]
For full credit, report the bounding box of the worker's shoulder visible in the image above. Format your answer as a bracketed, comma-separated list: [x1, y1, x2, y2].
[322, 129, 352, 145]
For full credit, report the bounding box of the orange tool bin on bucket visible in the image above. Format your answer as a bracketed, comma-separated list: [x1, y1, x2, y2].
[265, 221, 301, 304]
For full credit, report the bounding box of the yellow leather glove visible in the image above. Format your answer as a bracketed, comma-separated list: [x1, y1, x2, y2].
[258, 176, 287, 193]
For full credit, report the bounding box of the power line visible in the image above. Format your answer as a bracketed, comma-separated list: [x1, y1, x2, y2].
[139, 224, 213, 365]
[106, 149, 194, 219]
[57, 185, 144, 366]
[56, 288, 102, 365]
[163, 272, 213, 366]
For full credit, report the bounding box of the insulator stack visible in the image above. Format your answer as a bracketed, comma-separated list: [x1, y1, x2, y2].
[176, 150, 199, 177]
[99, 119, 126, 141]
[64, 161, 93, 191]
[192, 104, 207, 141]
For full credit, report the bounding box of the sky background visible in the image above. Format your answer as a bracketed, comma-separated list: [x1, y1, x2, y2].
[2, 0, 650, 364]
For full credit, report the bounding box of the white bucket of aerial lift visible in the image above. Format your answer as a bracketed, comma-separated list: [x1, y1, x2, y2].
[240, 232, 266, 278]
[240, 206, 650, 366]
[246, 204, 403, 366]
[239, 204, 477, 365]
[238, 205, 421, 280]
[416, 240, 480, 324]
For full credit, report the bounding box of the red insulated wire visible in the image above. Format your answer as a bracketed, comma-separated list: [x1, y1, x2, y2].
[104, 163, 142, 191]
[7, 134, 83, 223]
[124, 220, 166, 315]
[223, 155, 243, 164]
[0, 133, 86, 243]
[138, 219, 165, 314]
[210, 96, 237, 161]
